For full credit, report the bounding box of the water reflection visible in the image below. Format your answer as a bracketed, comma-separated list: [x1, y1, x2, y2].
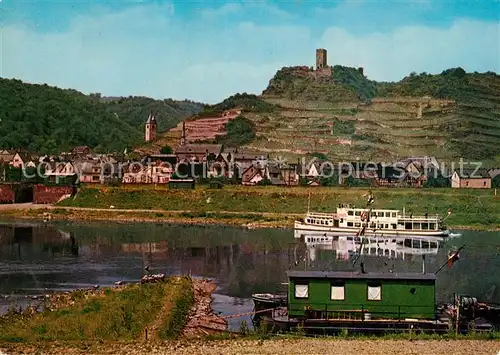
[0, 221, 498, 330]
[302, 233, 450, 262]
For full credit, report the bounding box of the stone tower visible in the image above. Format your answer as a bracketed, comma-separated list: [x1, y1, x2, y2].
[316, 48, 327, 70]
[145, 112, 157, 142]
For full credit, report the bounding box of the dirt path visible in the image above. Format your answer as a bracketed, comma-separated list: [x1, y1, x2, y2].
[140, 278, 181, 341]
[1, 339, 498, 354]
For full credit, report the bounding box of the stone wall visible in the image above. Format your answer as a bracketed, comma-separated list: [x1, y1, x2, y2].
[33, 185, 75, 204]
[0, 185, 15, 203]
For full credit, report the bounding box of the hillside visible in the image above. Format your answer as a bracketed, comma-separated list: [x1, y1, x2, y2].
[239, 66, 500, 162]
[0, 78, 203, 154]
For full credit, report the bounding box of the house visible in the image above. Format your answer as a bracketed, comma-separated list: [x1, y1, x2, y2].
[451, 168, 492, 189]
[280, 164, 300, 186]
[374, 165, 408, 187]
[241, 164, 267, 185]
[44, 161, 76, 177]
[175, 144, 222, 162]
[287, 271, 436, 320]
[71, 146, 92, 156]
[232, 151, 268, 177]
[74, 160, 102, 183]
[0, 152, 36, 169]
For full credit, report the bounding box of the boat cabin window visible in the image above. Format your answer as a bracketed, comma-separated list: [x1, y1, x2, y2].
[367, 283, 382, 301]
[422, 223, 429, 230]
[392, 224, 397, 229]
[429, 223, 435, 230]
[405, 222, 412, 230]
[391, 212, 397, 218]
[348, 211, 354, 216]
[371, 212, 377, 217]
[385, 224, 389, 229]
[413, 223, 421, 230]
[377, 212, 384, 217]
[370, 222, 376, 228]
[355, 211, 361, 216]
[355, 223, 361, 228]
[385, 212, 391, 217]
[331, 281, 345, 301]
[294, 282, 309, 299]
[307, 218, 311, 223]
[347, 222, 354, 227]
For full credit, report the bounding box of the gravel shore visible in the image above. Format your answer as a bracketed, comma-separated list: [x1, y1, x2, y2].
[1, 339, 499, 355]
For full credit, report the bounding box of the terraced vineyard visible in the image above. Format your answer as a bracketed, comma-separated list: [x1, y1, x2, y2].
[160, 66, 499, 163]
[243, 68, 500, 162]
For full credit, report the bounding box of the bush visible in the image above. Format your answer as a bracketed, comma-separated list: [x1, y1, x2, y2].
[160, 145, 173, 154]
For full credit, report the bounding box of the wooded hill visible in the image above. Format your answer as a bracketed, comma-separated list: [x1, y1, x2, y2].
[0, 78, 203, 154]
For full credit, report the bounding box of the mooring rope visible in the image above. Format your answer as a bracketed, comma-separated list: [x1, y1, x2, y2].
[221, 307, 278, 319]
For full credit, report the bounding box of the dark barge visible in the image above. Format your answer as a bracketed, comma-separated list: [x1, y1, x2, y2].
[252, 271, 499, 334]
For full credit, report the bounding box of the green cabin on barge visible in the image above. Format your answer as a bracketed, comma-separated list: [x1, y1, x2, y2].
[288, 271, 436, 320]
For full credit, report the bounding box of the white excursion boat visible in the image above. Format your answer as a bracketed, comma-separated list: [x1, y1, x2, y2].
[294, 204, 451, 237]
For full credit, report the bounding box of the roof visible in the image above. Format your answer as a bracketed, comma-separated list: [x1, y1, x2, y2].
[454, 168, 491, 179]
[287, 271, 436, 281]
[175, 144, 222, 155]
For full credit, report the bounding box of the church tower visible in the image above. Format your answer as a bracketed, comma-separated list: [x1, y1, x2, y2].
[145, 112, 157, 142]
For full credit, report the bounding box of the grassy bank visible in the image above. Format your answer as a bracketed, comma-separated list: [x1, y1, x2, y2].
[0, 277, 193, 342]
[55, 185, 500, 230]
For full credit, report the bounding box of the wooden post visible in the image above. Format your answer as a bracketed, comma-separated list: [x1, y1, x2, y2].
[145, 328, 148, 340]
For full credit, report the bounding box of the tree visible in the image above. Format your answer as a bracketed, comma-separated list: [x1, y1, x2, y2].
[493, 175, 500, 188]
[160, 144, 173, 154]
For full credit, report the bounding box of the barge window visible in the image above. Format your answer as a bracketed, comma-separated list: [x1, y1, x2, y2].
[367, 284, 382, 301]
[355, 211, 361, 216]
[429, 223, 435, 230]
[385, 212, 391, 217]
[413, 223, 421, 230]
[348, 211, 354, 216]
[392, 224, 397, 229]
[331, 283, 345, 301]
[377, 212, 384, 217]
[294, 283, 309, 299]
[371, 212, 377, 217]
[405, 222, 412, 229]
[391, 212, 397, 218]
[422, 223, 429, 230]
[347, 222, 354, 227]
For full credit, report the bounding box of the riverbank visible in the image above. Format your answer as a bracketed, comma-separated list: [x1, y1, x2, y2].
[1, 185, 499, 230]
[1, 338, 499, 355]
[0, 276, 226, 343]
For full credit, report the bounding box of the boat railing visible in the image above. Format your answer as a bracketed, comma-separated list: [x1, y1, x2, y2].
[305, 212, 337, 219]
[398, 215, 441, 222]
[288, 303, 436, 321]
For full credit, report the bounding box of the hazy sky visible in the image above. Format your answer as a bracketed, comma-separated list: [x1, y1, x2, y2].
[1, 0, 499, 103]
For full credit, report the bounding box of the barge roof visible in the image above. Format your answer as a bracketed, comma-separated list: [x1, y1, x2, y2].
[287, 271, 436, 281]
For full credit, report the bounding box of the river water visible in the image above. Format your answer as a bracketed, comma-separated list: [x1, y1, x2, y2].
[0, 220, 499, 330]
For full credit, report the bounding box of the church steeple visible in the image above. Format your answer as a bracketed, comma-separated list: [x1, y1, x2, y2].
[145, 112, 157, 142]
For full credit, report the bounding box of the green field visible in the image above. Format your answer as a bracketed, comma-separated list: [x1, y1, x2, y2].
[57, 185, 500, 230]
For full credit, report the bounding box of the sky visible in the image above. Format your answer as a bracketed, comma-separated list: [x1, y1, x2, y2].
[1, 0, 499, 104]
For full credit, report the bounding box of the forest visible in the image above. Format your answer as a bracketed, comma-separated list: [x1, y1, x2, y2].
[0, 78, 203, 154]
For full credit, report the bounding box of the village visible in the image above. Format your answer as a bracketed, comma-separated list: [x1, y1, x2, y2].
[0, 110, 498, 205]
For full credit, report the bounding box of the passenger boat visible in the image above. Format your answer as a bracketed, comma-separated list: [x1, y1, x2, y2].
[252, 270, 499, 334]
[294, 204, 451, 237]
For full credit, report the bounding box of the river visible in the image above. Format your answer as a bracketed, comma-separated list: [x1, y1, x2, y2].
[0, 220, 498, 330]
